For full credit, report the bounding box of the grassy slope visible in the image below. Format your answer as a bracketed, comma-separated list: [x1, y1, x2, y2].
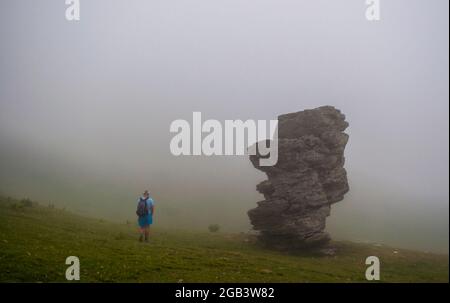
[0, 198, 448, 282]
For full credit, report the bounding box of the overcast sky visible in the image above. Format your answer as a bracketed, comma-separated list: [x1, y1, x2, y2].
[0, 0, 448, 252]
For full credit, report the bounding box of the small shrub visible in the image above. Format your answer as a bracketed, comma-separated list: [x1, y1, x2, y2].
[208, 224, 220, 233]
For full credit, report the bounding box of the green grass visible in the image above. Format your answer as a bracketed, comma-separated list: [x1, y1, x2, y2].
[0, 197, 448, 282]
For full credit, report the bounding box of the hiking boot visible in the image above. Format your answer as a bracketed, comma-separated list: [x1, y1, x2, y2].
[139, 234, 144, 242]
[144, 234, 149, 243]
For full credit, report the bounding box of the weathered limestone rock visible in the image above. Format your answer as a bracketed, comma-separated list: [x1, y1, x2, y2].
[248, 106, 349, 250]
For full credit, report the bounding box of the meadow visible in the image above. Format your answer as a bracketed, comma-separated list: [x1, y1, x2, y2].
[0, 197, 447, 282]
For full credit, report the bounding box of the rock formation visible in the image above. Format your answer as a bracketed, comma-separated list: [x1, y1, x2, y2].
[248, 106, 349, 250]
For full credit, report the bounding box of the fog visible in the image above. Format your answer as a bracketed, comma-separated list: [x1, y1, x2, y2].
[0, 0, 448, 253]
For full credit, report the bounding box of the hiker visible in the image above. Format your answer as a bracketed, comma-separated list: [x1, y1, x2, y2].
[136, 190, 155, 242]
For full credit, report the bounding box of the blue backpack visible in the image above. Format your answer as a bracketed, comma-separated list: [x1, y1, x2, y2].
[136, 197, 149, 217]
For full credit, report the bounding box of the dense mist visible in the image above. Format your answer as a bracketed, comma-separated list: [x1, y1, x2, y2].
[0, 0, 448, 253]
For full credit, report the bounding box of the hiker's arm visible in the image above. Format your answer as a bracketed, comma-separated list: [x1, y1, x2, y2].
[151, 205, 155, 215]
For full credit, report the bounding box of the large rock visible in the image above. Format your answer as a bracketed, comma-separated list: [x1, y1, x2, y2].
[248, 106, 349, 250]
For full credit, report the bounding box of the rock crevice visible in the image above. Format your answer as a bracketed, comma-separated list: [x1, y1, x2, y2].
[248, 106, 349, 249]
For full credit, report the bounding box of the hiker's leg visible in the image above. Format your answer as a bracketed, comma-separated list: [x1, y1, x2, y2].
[139, 227, 144, 242]
[144, 226, 150, 242]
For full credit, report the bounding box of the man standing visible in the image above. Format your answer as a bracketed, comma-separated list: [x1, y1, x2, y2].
[136, 190, 155, 242]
